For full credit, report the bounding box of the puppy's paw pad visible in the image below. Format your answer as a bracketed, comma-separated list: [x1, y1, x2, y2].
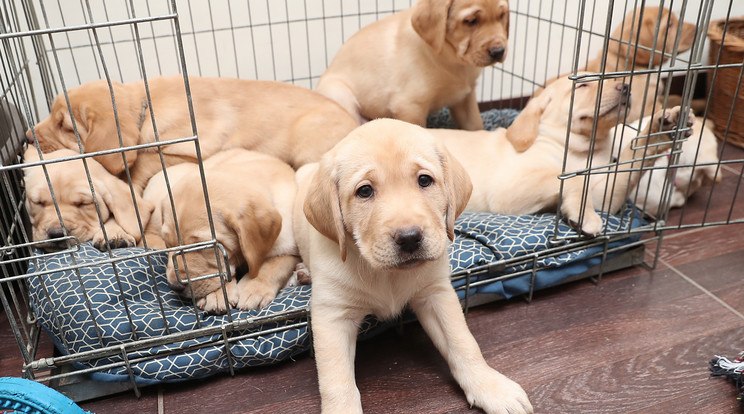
[92, 232, 136, 251]
[294, 262, 312, 285]
[199, 286, 236, 315]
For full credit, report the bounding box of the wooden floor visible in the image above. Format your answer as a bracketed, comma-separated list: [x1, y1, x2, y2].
[2, 146, 744, 413]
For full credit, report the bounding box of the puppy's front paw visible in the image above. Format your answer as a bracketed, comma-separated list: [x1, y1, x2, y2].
[579, 210, 603, 236]
[237, 278, 278, 310]
[463, 369, 533, 414]
[92, 229, 136, 251]
[196, 282, 238, 314]
[651, 106, 695, 140]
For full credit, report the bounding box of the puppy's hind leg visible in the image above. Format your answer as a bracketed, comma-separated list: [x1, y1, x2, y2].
[409, 280, 533, 414]
[448, 89, 484, 131]
[315, 77, 365, 125]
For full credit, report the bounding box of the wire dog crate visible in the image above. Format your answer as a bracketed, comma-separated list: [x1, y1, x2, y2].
[1, 0, 743, 402]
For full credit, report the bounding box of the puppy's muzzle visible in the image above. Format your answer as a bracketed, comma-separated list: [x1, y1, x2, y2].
[489, 46, 506, 63]
[394, 226, 423, 254]
[38, 225, 74, 251]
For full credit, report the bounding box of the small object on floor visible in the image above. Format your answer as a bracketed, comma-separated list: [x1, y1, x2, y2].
[709, 350, 744, 407]
[0, 376, 91, 414]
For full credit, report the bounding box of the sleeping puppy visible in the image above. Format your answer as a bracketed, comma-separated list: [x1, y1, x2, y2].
[141, 162, 196, 250]
[294, 119, 533, 413]
[148, 149, 299, 313]
[626, 119, 721, 216]
[26, 76, 358, 191]
[316, 0, 516, 137]
[584, 6, 696, 124]
[430, 75, 694, 235]
[23, 148, 153, 251]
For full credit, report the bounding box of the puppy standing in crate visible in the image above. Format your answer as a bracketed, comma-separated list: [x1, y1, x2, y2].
[316, 0, 529, 145]
[293, 119, 533, 413]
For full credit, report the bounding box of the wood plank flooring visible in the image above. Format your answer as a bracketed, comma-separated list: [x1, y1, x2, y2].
[2, 145, 743, 413]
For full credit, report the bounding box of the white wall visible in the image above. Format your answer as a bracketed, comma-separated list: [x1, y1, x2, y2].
[10, 0, 743, 119]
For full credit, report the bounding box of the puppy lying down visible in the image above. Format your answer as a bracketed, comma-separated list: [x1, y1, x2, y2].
[27, 76, 358, 191]
[623, 119, 721, 217]
[143, 149, 299, 314]
[430, 75, 694, 235]
[23, 147, 153, 251]
[294, 119, 533, 413]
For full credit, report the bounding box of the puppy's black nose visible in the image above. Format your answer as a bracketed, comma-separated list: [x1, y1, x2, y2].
[617, 82, 631, 105]
[488, 46, 505, 62]
[394, 226, 423, 254]
[46, 225, 65, 239]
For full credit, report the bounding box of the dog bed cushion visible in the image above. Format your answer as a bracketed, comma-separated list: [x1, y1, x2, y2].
[27, 203, 643, 384]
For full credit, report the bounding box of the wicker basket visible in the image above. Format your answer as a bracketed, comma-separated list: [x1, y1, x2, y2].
[707, 17, 744, 148]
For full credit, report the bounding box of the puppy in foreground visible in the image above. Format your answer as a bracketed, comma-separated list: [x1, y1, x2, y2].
[293, 119, 533, 413]
[317, 0, 514, 136]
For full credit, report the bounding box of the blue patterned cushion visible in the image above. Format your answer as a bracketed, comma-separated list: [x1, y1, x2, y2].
[427, 107, 520, 130]
[27, 204, 642, 384]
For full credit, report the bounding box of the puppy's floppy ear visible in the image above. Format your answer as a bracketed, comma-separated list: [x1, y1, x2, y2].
[677, 21, 696, 54]
[437, 142, 473, 241]
[93, 164, 153, 242]
[303, 155, 347, 261]
[223, 197, 282, 279]
[506, 91, 551, 152]
[411, 0, 454, 55]
[80, 81, 141, 176]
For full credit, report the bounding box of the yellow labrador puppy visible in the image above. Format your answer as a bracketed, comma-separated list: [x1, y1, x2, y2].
[430, 75, 693, 235]
[316, 0, 513, 134]
[294, 119, 533, 413]
[23, 148, 153, 251]
[584, 6, 696, 124]
[149, 149, 299, 313]
[27, 76, 359, 191]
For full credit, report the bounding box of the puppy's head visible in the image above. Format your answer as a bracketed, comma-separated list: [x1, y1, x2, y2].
[23, 147, 152, 251]
[507, 74, 631, 151]
[608, 7, 696, 68]
[162, 173, 282, 299]
[304, 118, 472, 270]
[412, 0, 509, 67]
[26, 80, 142, 176]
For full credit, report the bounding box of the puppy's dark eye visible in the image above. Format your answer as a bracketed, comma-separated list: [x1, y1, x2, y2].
[500, 11, 506, 20]
[418, 174, 433, 188]
[356, 185, 374, 199]
[464, 17, 478, 26]
[576, 83, 589, 89]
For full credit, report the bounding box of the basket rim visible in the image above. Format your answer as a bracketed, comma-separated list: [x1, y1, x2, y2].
[707, 16, 744, 52]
